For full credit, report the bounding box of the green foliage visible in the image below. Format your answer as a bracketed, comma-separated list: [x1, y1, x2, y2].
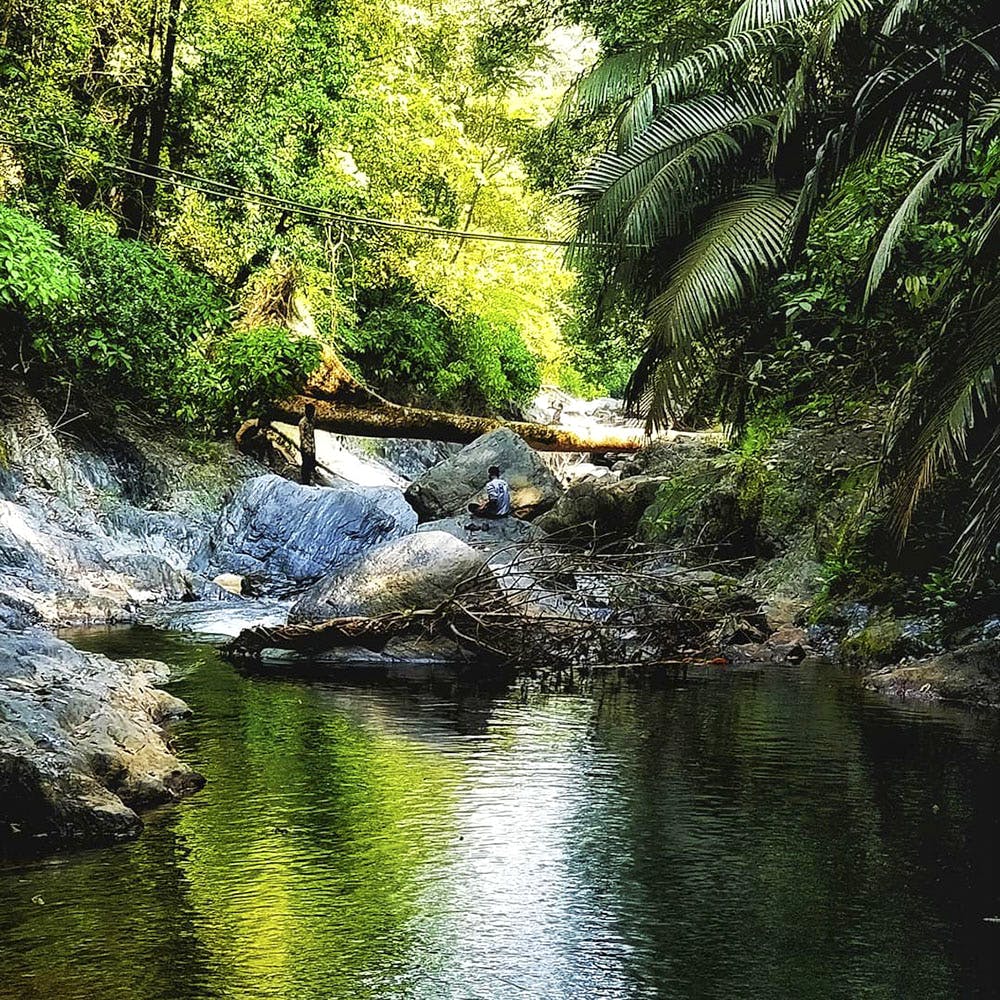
[178, 326, 323, 432]
[43, 208, 229, 394]
[560, 0, 737, 50]
[567, 0, 1000, 577]
[0, 207, 321, 431]
[558, 258, 645, 397]
[0, 204, 80, 314]
[342, 289, 540, 410]
[638, 458, 727, 541]
[3, 0, 585, 419]
[734, 409, 789, 460]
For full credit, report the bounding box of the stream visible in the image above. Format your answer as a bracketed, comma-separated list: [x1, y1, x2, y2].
[3, 626, 1000, 999]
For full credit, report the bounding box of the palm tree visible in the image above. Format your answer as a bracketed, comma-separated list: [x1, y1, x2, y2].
[566, 0, 1000, 576]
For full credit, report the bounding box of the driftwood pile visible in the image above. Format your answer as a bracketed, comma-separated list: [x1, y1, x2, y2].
[222, 538, 761, 668]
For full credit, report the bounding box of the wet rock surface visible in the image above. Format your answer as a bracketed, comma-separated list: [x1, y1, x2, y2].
[0, 376, 264, 624]
[0, 629, 203, 850]
[405, 428, 562, 521]
[418, 514, 543, 549]
[192, 474, 417, 594]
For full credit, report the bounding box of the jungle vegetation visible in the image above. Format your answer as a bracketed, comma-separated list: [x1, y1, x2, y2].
[559, 0, 1000, 581]
[1, 0, 999, 580]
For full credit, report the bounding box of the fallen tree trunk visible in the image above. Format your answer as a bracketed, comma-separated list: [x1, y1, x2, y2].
[222, 610, 437, 659]
[271, 394, 648, 451]
[268, 349, 650, 452]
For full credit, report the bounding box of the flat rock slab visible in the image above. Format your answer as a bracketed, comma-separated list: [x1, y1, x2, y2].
[192, 474, 417, 594]
[418, 515, 543, 550]
[865, 640, 1000, 707]
[290, 530, 489, 623]
[404, 428, 562, 521]
[0, 629, 203, 850]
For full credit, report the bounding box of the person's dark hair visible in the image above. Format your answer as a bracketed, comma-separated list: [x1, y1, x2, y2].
[488, 465, 501, 478]
[304, 402, 316, 419]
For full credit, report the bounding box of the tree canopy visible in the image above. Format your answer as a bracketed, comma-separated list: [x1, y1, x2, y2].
[3, 0, 1000, 576]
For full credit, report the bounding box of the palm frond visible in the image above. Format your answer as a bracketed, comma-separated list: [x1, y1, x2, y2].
[818, 0, 879, 57]
[559, 45, 673, 120]
[793, 30, 1000, 252]
[568, 91, 778, 258]
[774, 0, 877, 146]
[877, 287, 1000, 537]
[617, 125, 768, 251]
[729, 0, 822, 34]
[955, 425, 1000, 580]
[865, 92, 1000, 303]
[863, 145, 959, 304]
[972, 192, 1000, 265]
[881, 0, 923, 34]
[626, 184, 798, 428]
[634, 23, 802, 115]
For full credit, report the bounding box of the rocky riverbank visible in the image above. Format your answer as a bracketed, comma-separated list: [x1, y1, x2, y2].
[3, 377, 999, 850]
[0, 629, 202, 850]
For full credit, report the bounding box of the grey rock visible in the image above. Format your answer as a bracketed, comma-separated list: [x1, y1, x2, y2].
[0, 380, 78, 500]
[145, 598, 290, 638]
[418, 515, 543, 550]
[107, 553, 196, 601]
[290, 530, 489, 623]
[404, 428, 561, 521]
[981, 619, 1000, 642]
[864, 640, 1000, 707]
[330, 434, 461, 481]
[535, 474, 668, 542]
[619, 437, 723, 479]
[191, 474, 417, 594]
[0, 376, 268, 625]
[0, 629, 203, 849]
[260, 634, 468, 666]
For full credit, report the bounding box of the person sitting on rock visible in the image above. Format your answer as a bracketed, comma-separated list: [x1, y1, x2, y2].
[550, 401, 564, 425]
[468, 465, 511, 518]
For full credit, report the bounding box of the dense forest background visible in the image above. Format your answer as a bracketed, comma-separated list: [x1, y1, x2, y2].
[2, 0, 1000, 599]
[0, 0, 647, 429]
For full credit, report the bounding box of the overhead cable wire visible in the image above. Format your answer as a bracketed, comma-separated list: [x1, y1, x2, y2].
[0, 128, 617, 250]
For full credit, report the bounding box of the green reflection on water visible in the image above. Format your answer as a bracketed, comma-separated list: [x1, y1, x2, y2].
[3, 631, 463, 1000]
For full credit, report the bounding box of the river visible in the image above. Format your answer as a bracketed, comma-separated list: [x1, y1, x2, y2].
[2, 627, 999, 999]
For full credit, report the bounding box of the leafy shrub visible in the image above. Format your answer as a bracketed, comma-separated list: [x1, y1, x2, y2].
[48, 208, 230, 391]
[178, 325, 323, 431]
[449, 316, 540, 409]
[0, 204, 81, 314]
[1, 207, 320, 431]
[343, 287, 539, 411]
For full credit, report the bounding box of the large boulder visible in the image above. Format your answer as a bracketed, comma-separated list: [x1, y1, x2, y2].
[404, 428, 561, 521]
[864, 640, 1000, 707]
[290, 530, 489, 623]
[191, 474, 416, 593]
[535, 474, 669, 543]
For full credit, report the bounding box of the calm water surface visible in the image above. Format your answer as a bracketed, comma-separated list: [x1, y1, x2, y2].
[2, 627, 1000, 999]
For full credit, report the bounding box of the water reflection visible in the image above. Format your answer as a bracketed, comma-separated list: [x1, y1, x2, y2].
[2, 629, 999, 999]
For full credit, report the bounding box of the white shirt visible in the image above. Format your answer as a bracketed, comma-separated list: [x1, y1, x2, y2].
[485, 477, 511, 516]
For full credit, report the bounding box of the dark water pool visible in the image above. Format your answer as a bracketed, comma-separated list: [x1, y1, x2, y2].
[2, 627, 1000, 999]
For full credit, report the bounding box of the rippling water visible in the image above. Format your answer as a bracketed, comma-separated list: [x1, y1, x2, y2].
[3, 627, 1000, 999]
